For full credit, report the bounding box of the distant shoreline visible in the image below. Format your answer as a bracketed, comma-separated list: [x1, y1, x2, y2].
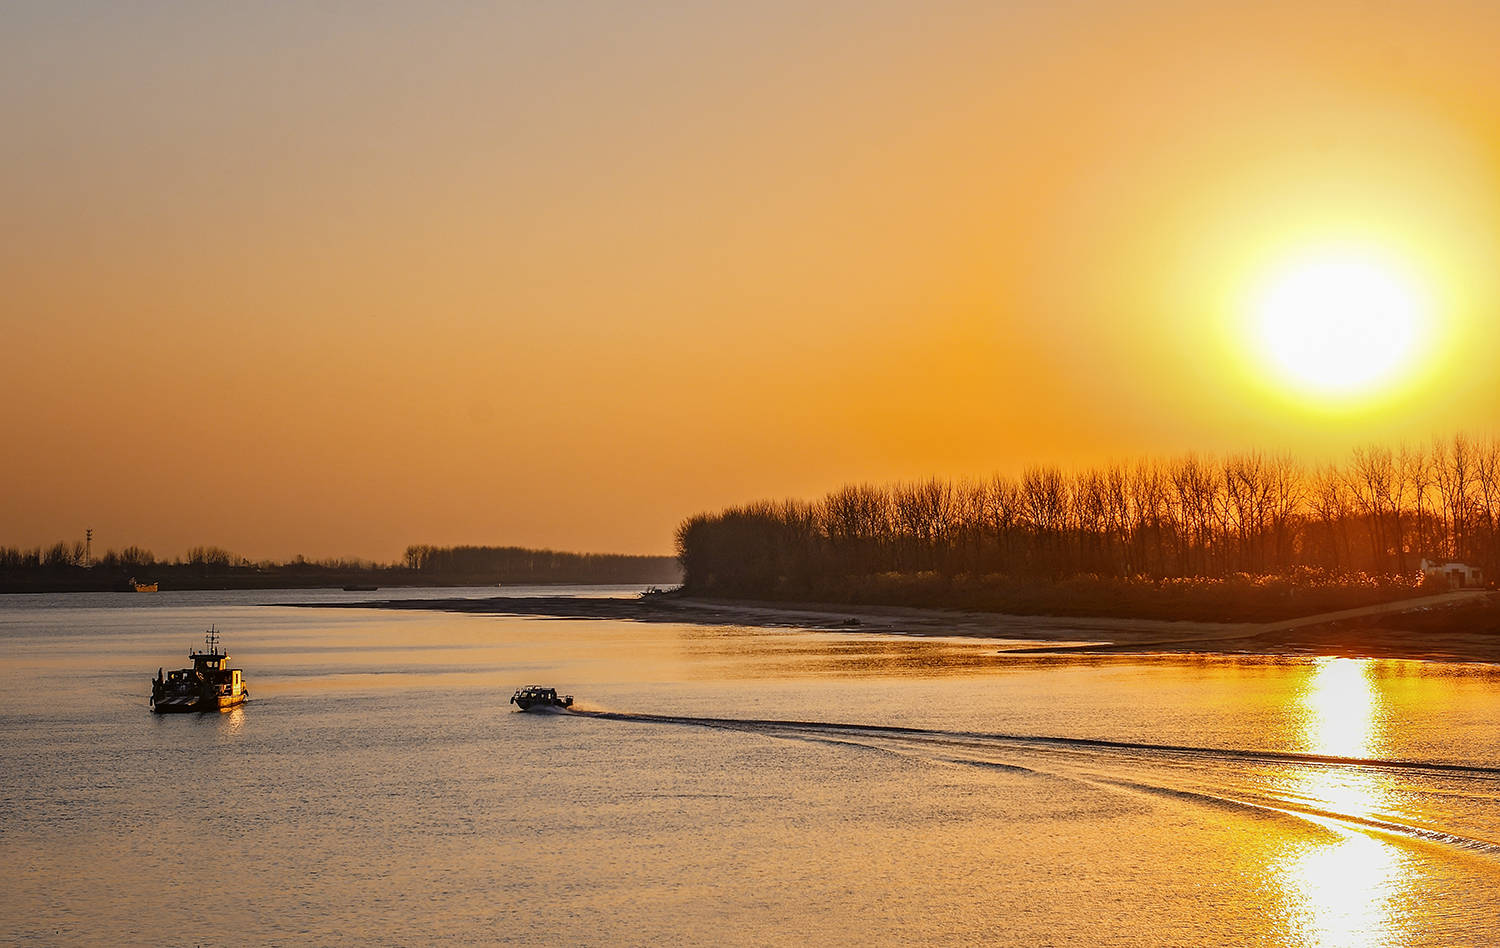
[301, 588, 1500, 664]
[0, 578, 675, 595]
[0, 543, 681, 594]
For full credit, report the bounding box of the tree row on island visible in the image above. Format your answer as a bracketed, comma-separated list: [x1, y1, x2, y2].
[675, 434, 1500, 619]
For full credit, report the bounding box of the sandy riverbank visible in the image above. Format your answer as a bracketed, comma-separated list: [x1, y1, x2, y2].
[298, 587, 1500, 663]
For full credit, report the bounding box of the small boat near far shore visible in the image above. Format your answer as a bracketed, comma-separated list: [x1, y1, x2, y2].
[150, 627, 249, 714]
[510, 685, 573, 711]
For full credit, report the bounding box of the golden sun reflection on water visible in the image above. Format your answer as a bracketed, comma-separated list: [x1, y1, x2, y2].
[1300, 657, 1382, 759]
[1280, 828, 1412, 948]
[1276, 658, 1412, 947]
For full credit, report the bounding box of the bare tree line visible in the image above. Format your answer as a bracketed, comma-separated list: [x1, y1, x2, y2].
[402, 544, 680, 584]
[1, 540, 679, 582]
[0, 543, 165, 569]
[0, 540, 680, 592]
[676, 434, 1500, 596]
[0, 544, 374, 571]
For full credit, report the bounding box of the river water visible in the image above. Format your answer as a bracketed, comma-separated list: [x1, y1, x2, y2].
[2, 587, 1499, 946]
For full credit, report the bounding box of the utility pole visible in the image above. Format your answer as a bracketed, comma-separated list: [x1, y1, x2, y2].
[85, 528, 93, 566]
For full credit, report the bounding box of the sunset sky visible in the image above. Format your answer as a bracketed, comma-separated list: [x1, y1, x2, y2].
[4, 1, 1499, 560]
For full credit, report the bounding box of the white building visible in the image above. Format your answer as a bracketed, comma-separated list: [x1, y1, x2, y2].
[1419, 558, 1485, 589]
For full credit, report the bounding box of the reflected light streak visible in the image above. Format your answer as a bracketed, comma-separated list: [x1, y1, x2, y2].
[220, 705, 247, 739]
[1300, 657, 1380, 759]
[1278, 828, 1410, 948]
[1276, 658, 1412, 946]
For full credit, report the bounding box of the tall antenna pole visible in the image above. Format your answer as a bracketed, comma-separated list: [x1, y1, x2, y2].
[84, 528, 93, 566]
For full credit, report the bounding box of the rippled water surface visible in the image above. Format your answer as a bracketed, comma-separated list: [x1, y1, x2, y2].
[3, 588, 1500, 946]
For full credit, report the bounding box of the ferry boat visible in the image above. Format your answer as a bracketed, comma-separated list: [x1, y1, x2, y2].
[150, 627, 249, 714]
[510, 685, 573, 711]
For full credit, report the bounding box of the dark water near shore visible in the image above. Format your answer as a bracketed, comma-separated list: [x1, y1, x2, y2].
[3, 587, 1500, 945]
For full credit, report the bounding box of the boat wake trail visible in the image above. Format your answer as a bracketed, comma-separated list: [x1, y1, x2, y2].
[569, 709, 1500, 860]
[573, 709, 1500, 777]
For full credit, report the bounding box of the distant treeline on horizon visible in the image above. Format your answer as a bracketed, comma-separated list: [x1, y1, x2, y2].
[675, 434, 1499, 620]
[0, 542, 681, 593]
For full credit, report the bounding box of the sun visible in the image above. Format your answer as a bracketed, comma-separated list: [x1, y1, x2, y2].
[1250, 249, 1431, 398]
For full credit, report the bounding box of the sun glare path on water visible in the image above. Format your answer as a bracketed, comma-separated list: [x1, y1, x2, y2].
[1251, 250, 1432, 399]
[1277, 658, 1408, 946]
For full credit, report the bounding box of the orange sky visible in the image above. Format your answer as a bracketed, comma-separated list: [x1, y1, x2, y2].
[4, 1, 1499, 560]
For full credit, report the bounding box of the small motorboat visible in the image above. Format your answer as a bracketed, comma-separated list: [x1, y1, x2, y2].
[510, 685, 573, 711]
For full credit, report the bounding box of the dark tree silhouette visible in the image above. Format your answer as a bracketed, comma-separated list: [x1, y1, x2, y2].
[674, 435, 1500, 618]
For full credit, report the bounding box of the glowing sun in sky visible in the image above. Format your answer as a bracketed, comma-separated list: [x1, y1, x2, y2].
[1251, 249, 1432, 398]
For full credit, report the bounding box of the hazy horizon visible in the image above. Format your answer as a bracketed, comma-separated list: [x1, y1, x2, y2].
[6, 1, 1500, 561]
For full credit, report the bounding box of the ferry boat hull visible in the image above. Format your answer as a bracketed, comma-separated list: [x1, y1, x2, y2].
[151, 692, 248, 714]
